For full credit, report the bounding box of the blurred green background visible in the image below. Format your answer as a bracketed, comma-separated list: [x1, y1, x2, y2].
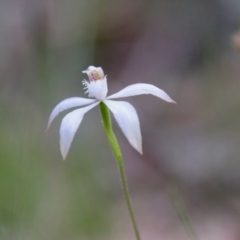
[1, 0, 240, 239]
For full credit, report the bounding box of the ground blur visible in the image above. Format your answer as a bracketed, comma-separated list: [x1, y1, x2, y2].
[1, 0, 240, 239]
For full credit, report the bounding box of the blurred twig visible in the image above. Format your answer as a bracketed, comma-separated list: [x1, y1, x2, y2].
[140, 149, 200, 240]
[165, 182, 200, 240]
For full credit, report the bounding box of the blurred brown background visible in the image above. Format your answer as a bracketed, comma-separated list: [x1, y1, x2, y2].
[1, 0, 240, 239]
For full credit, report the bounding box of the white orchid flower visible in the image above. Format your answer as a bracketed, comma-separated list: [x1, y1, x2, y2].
[47, 66, 176, 159]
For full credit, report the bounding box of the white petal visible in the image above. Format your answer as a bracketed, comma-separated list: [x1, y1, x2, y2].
[107, 83, 176, 103]
[46, 97, 96, 131]
[104, 100, 142, 154]
[60, 102, 99, 159]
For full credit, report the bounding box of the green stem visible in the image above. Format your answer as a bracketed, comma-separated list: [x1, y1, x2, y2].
[99, 102, 141, 240]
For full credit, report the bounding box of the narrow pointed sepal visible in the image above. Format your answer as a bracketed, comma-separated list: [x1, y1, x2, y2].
[107, 83, 176, 103]
[59, 102, 99, 159]
[103, 100, 142, 154]
[46, 97, 97, 132]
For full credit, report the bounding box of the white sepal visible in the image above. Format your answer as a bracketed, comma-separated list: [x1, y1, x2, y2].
[107, 83, 176, 103]
[104, 100, 142, 154]
[59, 102, 99, 159]
[47, 97, 96, 131]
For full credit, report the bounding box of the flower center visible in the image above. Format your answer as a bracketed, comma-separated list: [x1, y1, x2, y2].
[90, 70, 102, 81]
[82, 66, 108, 100]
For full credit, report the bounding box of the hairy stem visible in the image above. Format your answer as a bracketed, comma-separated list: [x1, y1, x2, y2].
[99, 102, 141, 240]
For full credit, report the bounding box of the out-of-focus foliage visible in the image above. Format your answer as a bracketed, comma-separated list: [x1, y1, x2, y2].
[1, 0, 240, 239]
